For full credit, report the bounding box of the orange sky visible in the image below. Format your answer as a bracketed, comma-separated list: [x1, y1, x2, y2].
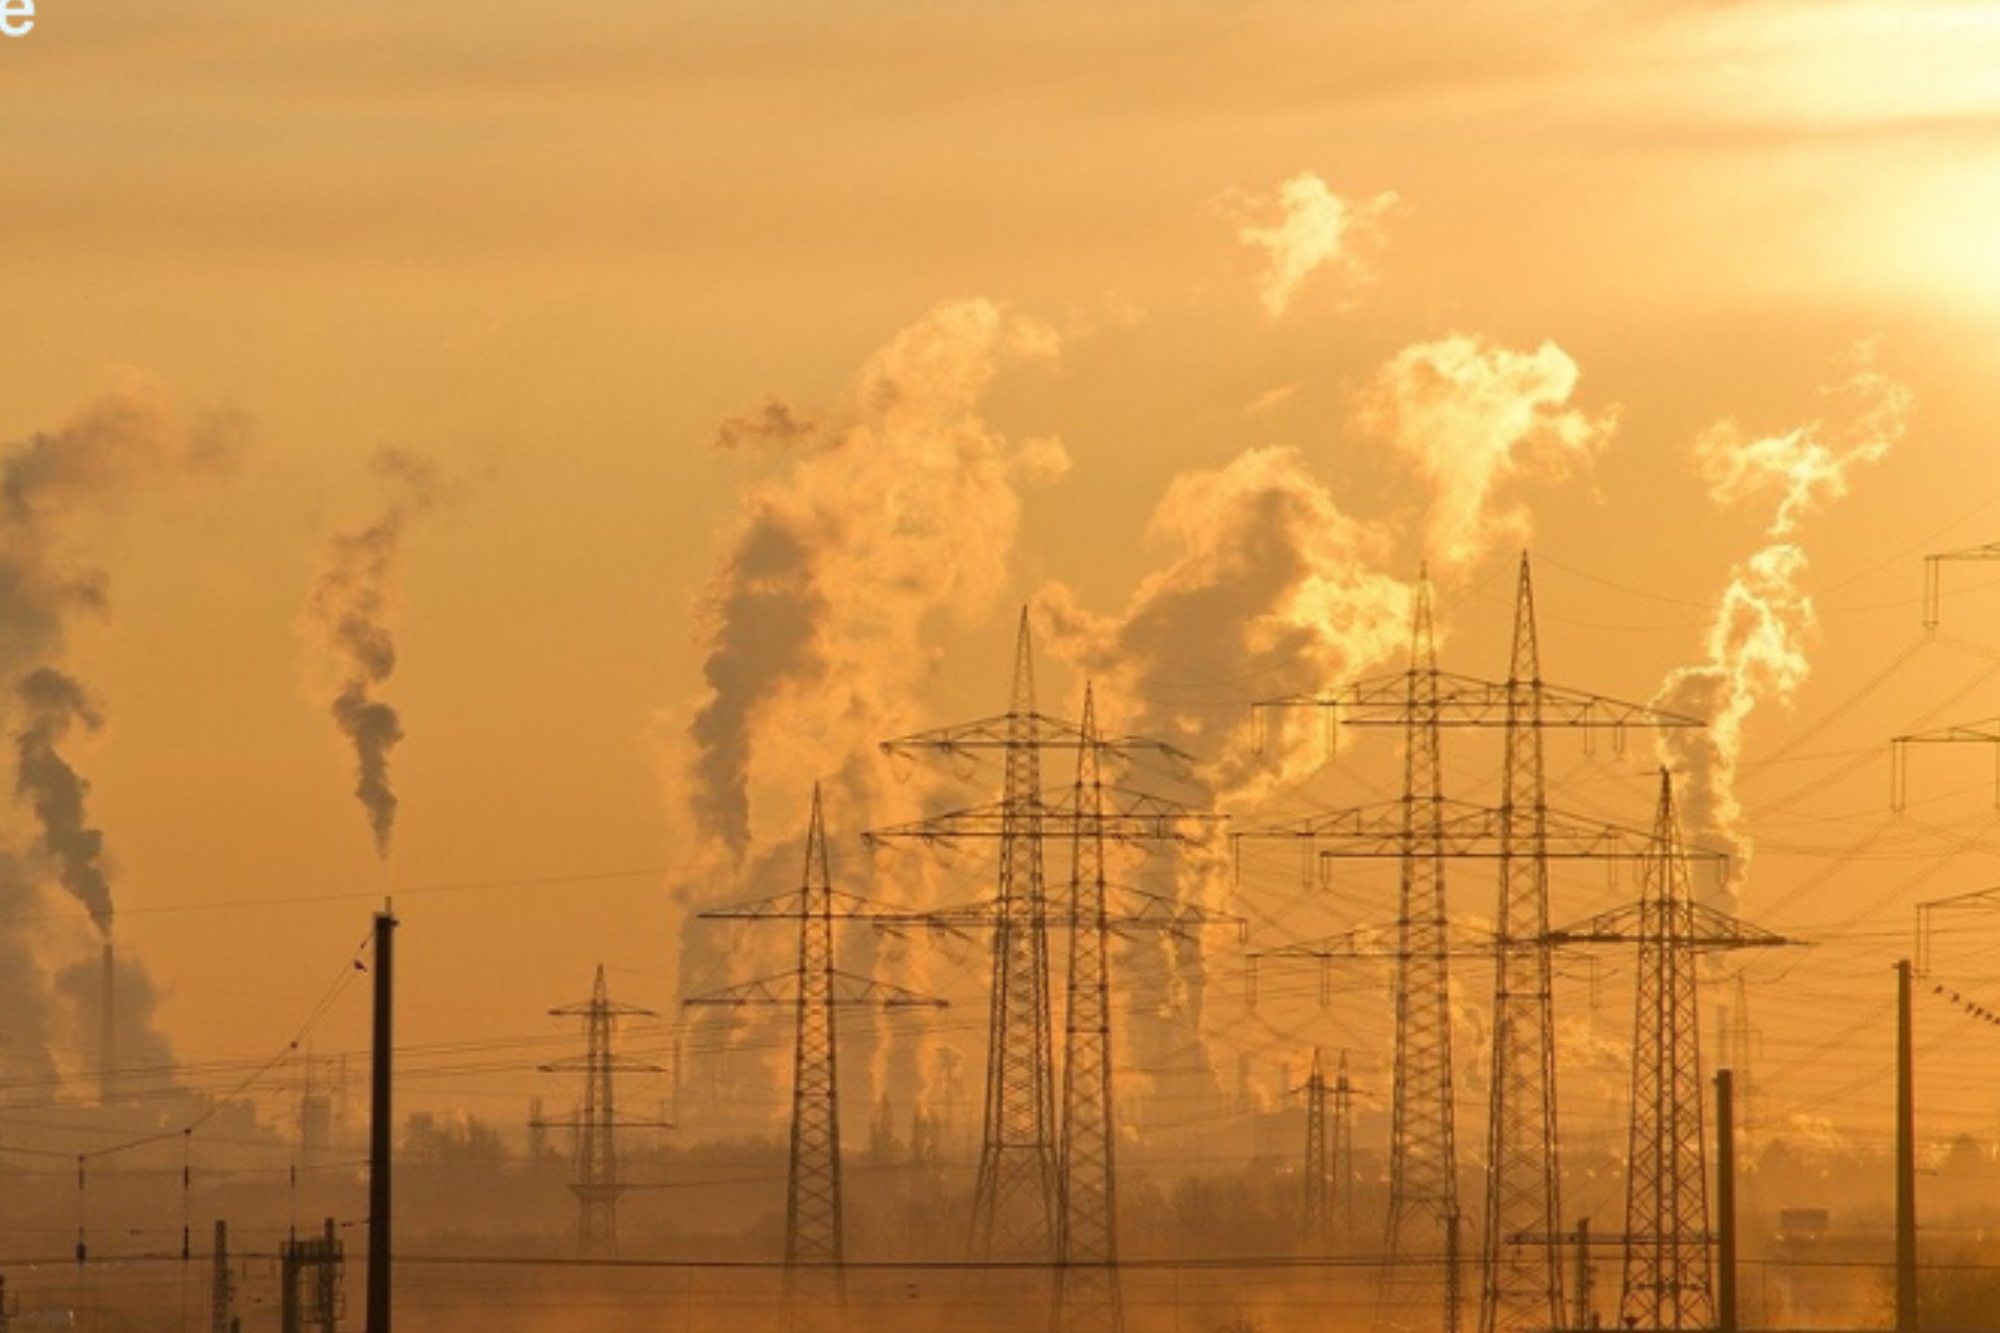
[6, 0, 2000, 1166]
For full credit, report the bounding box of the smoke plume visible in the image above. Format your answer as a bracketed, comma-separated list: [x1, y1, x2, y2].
[1039, 446, 1413, 1114]
[1232, 172, 1397, 318]
[14, 668, 112, 937]
[0, 384, 239, 1092]
[302, 449, 444, 860]
[1655, 352, 1910, 896]
[1358, 333, 1616, 573]
[676, 299, 1065, 1132]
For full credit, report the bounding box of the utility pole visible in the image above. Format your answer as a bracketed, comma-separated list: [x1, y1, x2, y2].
[1715, 1069, 1737, 1333]
[1897, 958, 1918, 1333]
[536, 967, 664, 1256]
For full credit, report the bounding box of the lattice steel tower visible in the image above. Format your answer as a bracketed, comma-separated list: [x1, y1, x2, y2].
[980, 614, 1059, 1259]
[539, 966, 660, 1255]
[1384, 573, 1462, 1330]
[1332, 1050, 1355, 1241]
[1302, 1048, 1331, 1252]
[1483, 555, 1564, 1333]
[1054, 685, 1122, 1333]
[688, 784, 944, 1323]
[1244, 555, 1709, 1333]
[865, 614, 1229, 1287]
[1551, 772, 1784, 1330]
[788, 785, 845, 1271]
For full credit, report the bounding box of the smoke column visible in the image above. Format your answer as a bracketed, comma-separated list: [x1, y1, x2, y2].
[302, 449, 442, 860]
[14, 667, 112, 936]
[1655, 352, 1910, 897]
[0, 384, 238, 1092]
[676, 298, 1066, 1133]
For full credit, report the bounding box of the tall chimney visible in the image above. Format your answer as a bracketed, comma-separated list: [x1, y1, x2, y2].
[99, 940, 116, 1109]
[367, 906, 397, 1333]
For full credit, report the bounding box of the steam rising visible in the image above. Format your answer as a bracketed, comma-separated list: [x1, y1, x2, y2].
[677, 299, 1065, 1130]
[686, 298, 1066, 864]
[15, 669, 112, 937]
[1655, 353, 1910, 895]
[303, 449, 443, 860]
[1042, 445, 1410, 803]
[0, 385, 238, 1090]
[1359, 334, 1616, 572]
[1040, 447, 1413, 1107]
[1233, 173, 1397, 318]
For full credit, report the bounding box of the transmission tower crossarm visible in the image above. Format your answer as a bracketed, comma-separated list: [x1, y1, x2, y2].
[862, 784, 1223, 848]
[1924, 541, 2000, 628]
[1251, 917, 1506, 964]
[682, 971, 946, 1009]
[868, 884, 1244, 940]
[1894, 717, 2000, 744]
[1548, 900, 1790, 952]
[1915, 883, 2000, 975]
[1235, 797, 1729, 869]
[700, 884, 915, 922]
[539, 1054, 665, 1074]
[1256, 669, 1705, 733]
[881, 708, 1194, 766]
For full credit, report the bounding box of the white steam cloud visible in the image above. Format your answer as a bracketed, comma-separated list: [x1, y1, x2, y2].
[1233, 173, 1397, 318]
[1359, 334, 1616, 573]
[1655, 351, 1910, 897]
[676, 298, 1066, 1132]
[1040, 446, 1413, 1115]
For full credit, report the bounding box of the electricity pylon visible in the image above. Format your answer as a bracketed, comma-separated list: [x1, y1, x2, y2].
[1386, 574, 1460, 1332]
[687, 784, 945, 1324]
[1333, 1050, 1356, 1241]
[1302, 1049, 1331, 1252]
[537, 965, 663, 1256]
[1054, 685, 1122, 1333]
[1245, 556, 1711, 1333]
[1549, 771, 1786, 1330]
[864, 613, 1214, 1266]
[1482, 554, 1562, 1333]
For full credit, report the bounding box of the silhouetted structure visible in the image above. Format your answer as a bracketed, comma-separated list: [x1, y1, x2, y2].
[864, 613, 1209, 1267]
[1054, 687, 1122, 1333]
[210, 1220, 233, 1333]
[280, 1218, 341, 1333]
[1551, 773, 1784, 1329]
[538, 965, 661, 1256]
[1245, 555, 1708, 1333]
[1301, 1049, 1330, 1252]
[691, 784, 944, 1326]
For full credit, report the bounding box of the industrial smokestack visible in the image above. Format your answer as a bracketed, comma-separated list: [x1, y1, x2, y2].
[99, 939, 115, 1108]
